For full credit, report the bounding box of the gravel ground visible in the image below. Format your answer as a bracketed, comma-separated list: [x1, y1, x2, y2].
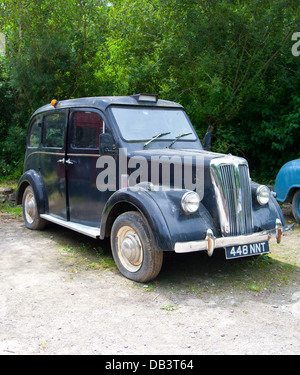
[0, 211, 299, 355]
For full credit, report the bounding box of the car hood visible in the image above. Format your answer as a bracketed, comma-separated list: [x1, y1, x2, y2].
[129, 148, 247, 166]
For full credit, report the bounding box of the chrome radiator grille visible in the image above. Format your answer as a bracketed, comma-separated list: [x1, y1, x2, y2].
[210, 158, 253, 236]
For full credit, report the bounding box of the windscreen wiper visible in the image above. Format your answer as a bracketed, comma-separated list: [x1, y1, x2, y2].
[143, 132, 171, 148]
[167, 132, 192, 148]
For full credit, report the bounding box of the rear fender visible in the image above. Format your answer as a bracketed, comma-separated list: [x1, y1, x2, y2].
[16, 170, 48, 214]
[275, 160, 300, 202]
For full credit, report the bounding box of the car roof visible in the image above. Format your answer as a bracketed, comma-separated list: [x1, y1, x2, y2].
[32, 95, 183, 117]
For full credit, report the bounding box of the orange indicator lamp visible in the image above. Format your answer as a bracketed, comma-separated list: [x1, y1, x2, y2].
[51, 99, 58, 107]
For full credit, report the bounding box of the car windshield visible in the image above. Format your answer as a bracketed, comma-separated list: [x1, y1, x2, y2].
[110, 106, 197, 142]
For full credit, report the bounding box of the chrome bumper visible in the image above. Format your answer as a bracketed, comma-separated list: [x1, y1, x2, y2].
[174, 221, 294, 255]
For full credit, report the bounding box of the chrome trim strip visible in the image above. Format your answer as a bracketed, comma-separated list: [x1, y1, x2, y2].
[174, 224, 294, 253]
[27, 151, 99, 157]
[67, 153, 100, 157]
[40, 214, 100, 238]
[25, 151, 100, 164]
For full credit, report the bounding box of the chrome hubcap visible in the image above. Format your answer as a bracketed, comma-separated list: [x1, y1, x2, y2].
[117, 226, 143, 272]
[24, 192, 36, 224]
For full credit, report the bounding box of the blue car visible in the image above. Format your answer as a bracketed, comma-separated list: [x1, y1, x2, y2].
[275, 159, 300, 223]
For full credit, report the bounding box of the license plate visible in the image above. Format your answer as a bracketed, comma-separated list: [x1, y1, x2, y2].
[225, 241, 270, 259]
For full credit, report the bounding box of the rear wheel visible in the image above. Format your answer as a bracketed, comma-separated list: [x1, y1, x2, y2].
[292, 190, 300, 224]
[111, 211, 163, 282]
[22, 185, 46, 230]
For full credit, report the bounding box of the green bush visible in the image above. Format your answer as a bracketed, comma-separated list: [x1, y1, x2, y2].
[0, 0, 299, 182]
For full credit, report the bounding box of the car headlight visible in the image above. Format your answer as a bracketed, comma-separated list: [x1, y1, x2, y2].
[256, 185, 270, 205]
[181, 191, 200, 213]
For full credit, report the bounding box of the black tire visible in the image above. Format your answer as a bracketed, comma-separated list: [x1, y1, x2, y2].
[22, 185, 46, 230]
[111, 211, 163, 282]
[292, 190, 300, 224]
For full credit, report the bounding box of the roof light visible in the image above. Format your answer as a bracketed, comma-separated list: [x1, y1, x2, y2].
[51, 99, 58, 107]
[132, 94, 158, 103]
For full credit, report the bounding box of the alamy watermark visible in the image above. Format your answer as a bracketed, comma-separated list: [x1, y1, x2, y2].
[95, 148, 205, 199]
[292, 32, 300, 57]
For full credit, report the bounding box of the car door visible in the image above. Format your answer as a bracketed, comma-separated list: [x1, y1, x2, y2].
[66, 108, 110, 227]
[40, 109, 69, 219]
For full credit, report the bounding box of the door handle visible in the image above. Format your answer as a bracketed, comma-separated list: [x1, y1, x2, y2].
[57, 158, 76, 165]
[65, 158, 75, 165]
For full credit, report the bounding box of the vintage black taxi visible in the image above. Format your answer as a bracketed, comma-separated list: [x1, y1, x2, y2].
[17, 94, 291, 282]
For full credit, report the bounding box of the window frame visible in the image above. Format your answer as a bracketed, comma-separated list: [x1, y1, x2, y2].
[41, 110, 67, 149]
[68, 108, 106, 151]
[109, 105, 197, 143]
[28, 114, 42, 148]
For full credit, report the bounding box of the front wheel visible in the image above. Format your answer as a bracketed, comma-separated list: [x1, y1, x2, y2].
[111, 211, 163, 282]
[292, 190, 300, 224]
[22, 185, 46, 230]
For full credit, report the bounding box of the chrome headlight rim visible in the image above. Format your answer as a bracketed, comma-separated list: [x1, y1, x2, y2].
[256, 185, 270, 205]
[181, 191, 200, 214]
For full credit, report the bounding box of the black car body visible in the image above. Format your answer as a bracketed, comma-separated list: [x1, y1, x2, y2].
[17, 94, 291, 281]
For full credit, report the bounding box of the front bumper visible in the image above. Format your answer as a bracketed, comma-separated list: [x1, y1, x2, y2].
[174, 220, 294, 255]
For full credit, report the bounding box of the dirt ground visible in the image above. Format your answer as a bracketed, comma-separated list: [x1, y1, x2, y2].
[0, 207, 299, 355]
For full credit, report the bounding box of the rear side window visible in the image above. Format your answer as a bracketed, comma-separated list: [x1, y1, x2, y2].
[28, 115, 42, 148]
[43, 112, 66, 148]
[70, 111, 104, 149]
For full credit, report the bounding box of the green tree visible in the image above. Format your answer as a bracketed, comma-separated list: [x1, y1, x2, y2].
[0, 0, 109, 178]
[158, 1, 299, 131]
[95, 0, 164, 95]
[1, 0, 108, 110]
[100, 0, 300, 179]
[0, 0, 299, 181]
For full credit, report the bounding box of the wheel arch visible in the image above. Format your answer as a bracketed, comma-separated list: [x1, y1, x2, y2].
[16, 170, 48, 214]
[285, 186, 300, 203]
[16, 180, 30, 205]
[100, 187, 217, 252]
[292, 189, 300, 223]
[100, 188, 174, 251]
[103, 201, 139, 238]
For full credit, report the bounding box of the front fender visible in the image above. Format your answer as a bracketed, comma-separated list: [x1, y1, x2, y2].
[275, 159, 300, 202]
[16, 170, 48, 214]
[252, 183, 285, 230]
[100, 187, 216, 252]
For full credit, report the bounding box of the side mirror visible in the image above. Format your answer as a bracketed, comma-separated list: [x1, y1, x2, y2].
[203, 132, 212, 151]
[99, 133, 116, 155]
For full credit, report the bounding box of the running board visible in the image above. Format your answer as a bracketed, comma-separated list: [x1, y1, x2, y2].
[40, 214, 100, 239]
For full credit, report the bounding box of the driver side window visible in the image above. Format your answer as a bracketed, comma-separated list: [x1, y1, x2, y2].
[70, 111, 105, 150]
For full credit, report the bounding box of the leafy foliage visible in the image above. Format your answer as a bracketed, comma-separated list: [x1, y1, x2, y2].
[0, 0, 299, 181]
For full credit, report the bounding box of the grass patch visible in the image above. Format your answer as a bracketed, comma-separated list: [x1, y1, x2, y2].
[0, 179, 19, 189]
[0, 202, 22, 217]
[58, 242, 116, 277]
[160, 304, 179, 311]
